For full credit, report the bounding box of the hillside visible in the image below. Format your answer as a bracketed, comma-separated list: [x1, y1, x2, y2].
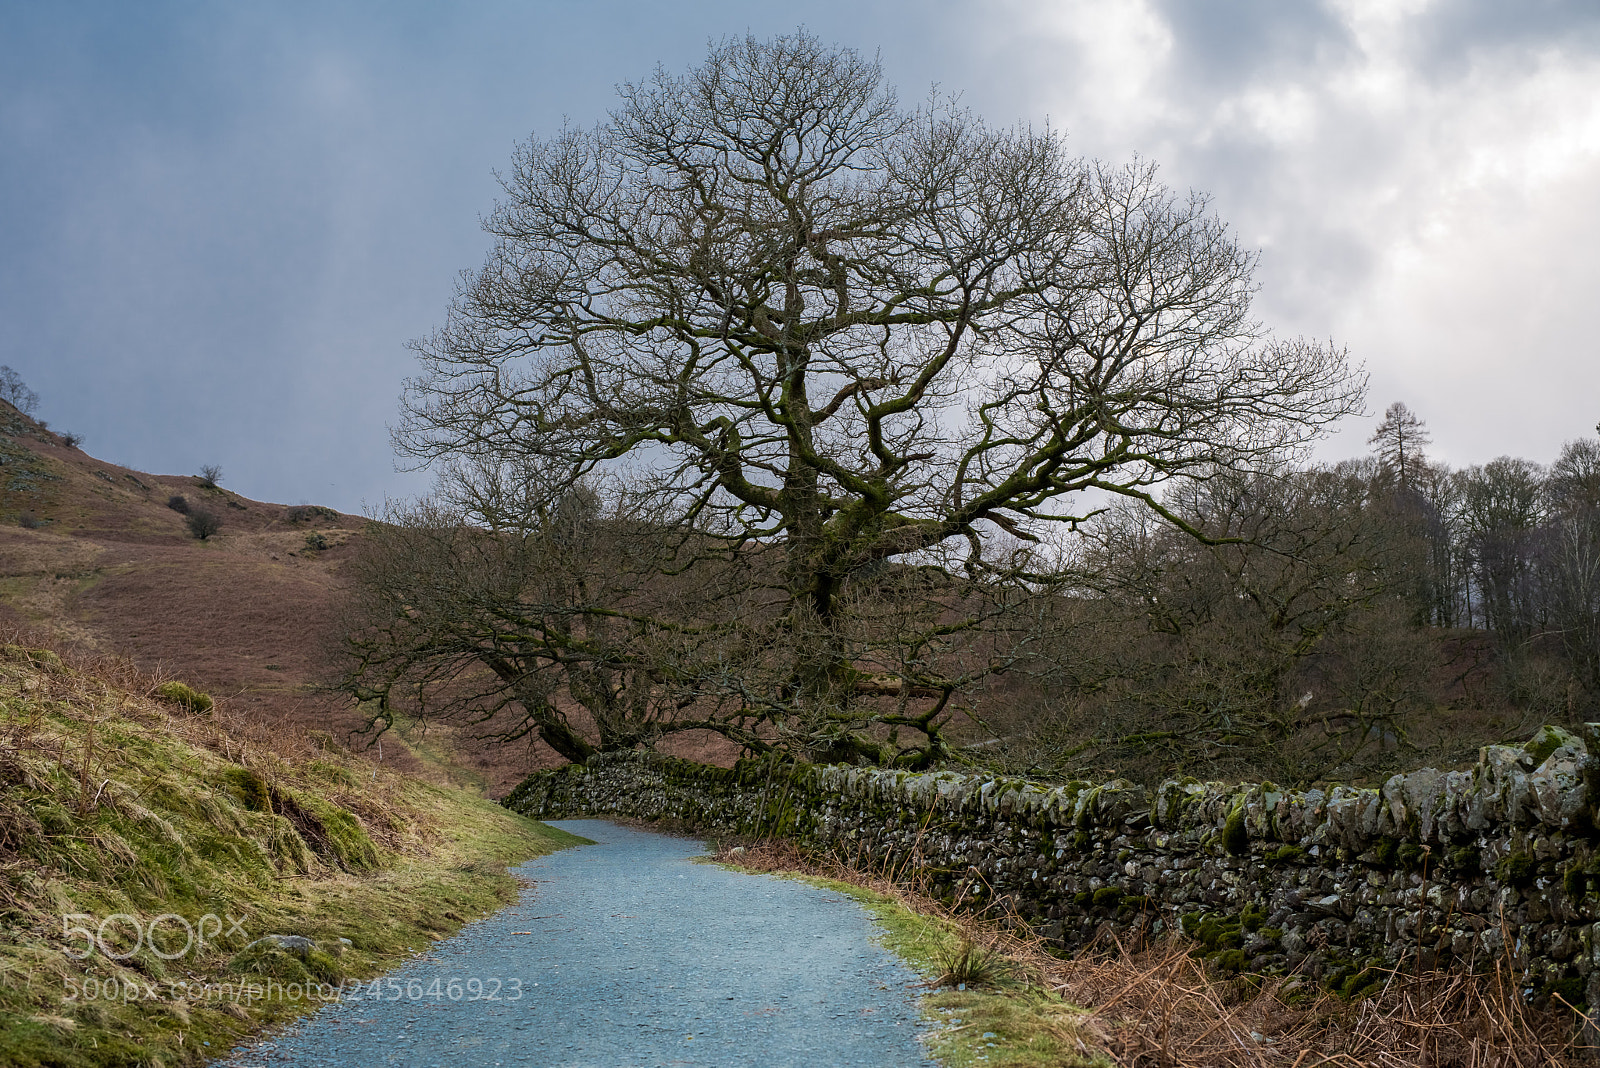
[0, 636, 587, 1067]
[0, 403, 557, 794]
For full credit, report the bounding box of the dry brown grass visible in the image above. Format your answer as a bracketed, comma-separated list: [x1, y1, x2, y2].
[715, 839, 1591, 1068]
[1052, 937, 1583, 1068]
[0, 409, 569, 793]
[1, 619, 322, 763]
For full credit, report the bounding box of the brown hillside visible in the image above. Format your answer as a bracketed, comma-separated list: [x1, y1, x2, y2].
[0, 402, 561, 794]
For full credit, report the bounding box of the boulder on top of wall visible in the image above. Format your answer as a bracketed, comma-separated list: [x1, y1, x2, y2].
[900, 771, 948, 809]
[1408, 769, 1449, 841]
[833, 767, 863, 797]
[978, 777, 1014, 813]
[873, 770, 909, 802]
[983, 777, 1048, 817]
[1475, 744, 1536, 825]
[1434, 769, 1477, 836]
[1044, 783, 1089, 826]
[1098, 781, 1147, 826]
[1183, 784, 1233, 831]
[1526, 725, 1583, 765]
[1038, 784, 1074, 825]
[1069, 780, 1146, 828]
[1530, 739, 1588, 830]
[1263, 786, 1294, 840]
[1208, 785, 1245, 829]
[1279, 788, 1326, 841]
[1242, 784, 1286, 840]
[1583, 723, 1600, 795]
[930, 772, 977, 813]
[1381, 767, 1446, 840]
[1323, 785, 1380, 851]
[1003, 779, 1052, 820]
[1155, 778, 1208, 829]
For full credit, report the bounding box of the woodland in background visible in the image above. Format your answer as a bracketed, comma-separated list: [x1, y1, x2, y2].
[978, 404, 1600, 788]
[338, 405, 1600, 790]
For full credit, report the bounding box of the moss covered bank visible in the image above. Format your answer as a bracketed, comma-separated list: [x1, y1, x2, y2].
[0, 642, 583, 1068]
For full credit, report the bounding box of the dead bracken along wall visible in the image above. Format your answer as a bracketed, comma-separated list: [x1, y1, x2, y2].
[504, 725, 1600, 1007]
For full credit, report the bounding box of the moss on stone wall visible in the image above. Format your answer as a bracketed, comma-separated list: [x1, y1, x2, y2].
[504, 726, 1600, 1007]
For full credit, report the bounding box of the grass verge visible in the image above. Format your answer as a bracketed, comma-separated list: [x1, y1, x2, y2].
[709, 841, 1108, 1068]
[0, 636, 587, 1068]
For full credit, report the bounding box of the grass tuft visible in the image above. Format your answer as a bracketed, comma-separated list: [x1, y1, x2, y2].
[153, 680, 214, 714]
[933, 938, 1012, 990]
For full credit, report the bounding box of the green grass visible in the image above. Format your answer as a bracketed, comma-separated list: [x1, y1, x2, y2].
[0, 643, 587, 1068]
[714, 862, 1108, 1068]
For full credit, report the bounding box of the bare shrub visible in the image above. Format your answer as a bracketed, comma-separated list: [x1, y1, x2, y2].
[185, 509, 222, 540]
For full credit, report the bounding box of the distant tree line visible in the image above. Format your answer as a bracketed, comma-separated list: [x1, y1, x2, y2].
[973, 405, 1600, 786]
[1377, 405, 1600, 686]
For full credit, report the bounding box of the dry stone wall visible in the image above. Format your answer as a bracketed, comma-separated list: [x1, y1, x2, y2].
[504, 725, 1600, 1006]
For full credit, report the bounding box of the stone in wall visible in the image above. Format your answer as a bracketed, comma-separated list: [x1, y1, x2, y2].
[503, 724, 1600, 1007]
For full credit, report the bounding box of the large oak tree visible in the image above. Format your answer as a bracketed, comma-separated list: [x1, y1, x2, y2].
[389, 31, 1364, 766]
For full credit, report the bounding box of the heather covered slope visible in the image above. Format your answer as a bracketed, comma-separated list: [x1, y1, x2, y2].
[0, 402, 558, 793]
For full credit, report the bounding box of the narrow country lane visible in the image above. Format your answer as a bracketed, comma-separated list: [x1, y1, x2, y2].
[216, 820, 937, 1068]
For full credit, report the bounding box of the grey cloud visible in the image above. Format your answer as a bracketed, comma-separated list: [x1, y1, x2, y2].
[0, 2, 969, 509]
[1148, 0, 1355, 90]
[1403, 0, 1600, 79]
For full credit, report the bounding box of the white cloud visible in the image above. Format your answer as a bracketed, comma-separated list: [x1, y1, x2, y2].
[967, 0, 1600, 467]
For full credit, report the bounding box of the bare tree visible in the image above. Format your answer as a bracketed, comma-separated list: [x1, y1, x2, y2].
[0, 365, 39, 415]
[397, 31, 1364, 765]
[337, 466, 751, 763]
[1462, 456, 1546, 643]
[1409, 461, 1470, 628]
[1366, 405, 1469, 627]
[1027, 463, 1429, 784]
[1541, 438, 1600, 693]
[197, 464, 224, 488]
[1548, 438, 1600, 513]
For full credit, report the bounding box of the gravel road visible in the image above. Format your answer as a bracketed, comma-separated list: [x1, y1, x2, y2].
[217, 819, 937, 1067]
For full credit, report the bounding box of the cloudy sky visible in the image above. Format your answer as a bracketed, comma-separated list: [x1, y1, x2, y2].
[3, 1, 1597, 512]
